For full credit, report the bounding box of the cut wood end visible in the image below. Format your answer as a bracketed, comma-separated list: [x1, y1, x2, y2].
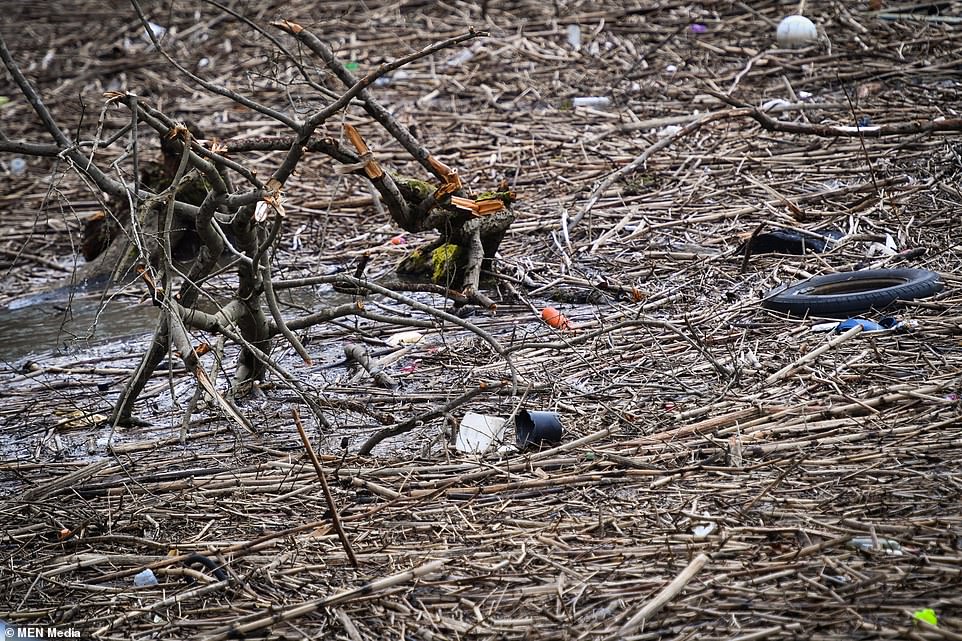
[474, 199, 506, 214]
[364, 159, 384, 179]
[449, 195, 478, 212]
[272, 19, 303, 34]
[427, 155, 455, 178]
[343, 124, 369, 154]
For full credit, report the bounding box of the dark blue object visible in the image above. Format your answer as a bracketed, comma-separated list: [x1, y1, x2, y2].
[836, 318, 883, 332]
[835, 317, 902, 333]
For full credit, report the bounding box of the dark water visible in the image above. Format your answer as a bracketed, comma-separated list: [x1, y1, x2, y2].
[0, 278, 357, 363]
[0, 288, 158, 362]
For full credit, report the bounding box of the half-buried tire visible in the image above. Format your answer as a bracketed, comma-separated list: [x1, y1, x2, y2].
[762, 268, 943, 317]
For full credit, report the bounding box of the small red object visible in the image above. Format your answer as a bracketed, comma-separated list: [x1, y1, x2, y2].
[541, 306, 572, 330]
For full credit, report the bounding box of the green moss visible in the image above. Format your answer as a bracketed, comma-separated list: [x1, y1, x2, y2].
[475, 190, 515, 206]
[431, 243, 462, 284]
[393, 174, 437, 204]
[397, 247, 429, 276]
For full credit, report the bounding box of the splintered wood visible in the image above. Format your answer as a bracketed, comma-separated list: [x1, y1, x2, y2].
[1, 1, 961, 640]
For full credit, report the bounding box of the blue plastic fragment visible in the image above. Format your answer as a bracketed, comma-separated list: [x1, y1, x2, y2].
[836, 318, 883, 332]
[835, 317, 902, 333]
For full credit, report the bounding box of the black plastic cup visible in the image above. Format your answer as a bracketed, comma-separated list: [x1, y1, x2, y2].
[516, 410, 563, 448]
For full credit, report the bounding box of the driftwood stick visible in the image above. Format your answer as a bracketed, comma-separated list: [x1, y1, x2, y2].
[168, 309, 256, 434]
[616, 553, 710, 636]
[202, 558, 448, 641]
[334, 274, 519, 391]
[765, 324, 863, 384]
[293, 408, 358, 568]
[273, 20, 484, 181]
[96, 578, 230, 637]
[261, 257, 313, 365]
[344, 344, 398, 389]
[708, 89, 962, 138]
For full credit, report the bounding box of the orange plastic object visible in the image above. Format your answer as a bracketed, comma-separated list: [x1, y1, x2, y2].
[541, 306, 572, 330]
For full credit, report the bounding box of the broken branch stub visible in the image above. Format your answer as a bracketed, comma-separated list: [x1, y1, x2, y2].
[337, 124, 516, 300]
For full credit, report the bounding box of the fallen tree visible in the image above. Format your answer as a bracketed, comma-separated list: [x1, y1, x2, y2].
[0, 7, 517, 436]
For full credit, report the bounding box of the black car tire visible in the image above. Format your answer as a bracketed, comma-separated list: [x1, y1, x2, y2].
[762, 268, 943, 317]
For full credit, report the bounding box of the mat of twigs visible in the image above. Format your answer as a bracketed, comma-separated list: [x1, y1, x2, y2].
[2, 1, 962, 639]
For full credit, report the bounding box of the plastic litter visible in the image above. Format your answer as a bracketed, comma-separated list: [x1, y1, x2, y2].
[572, 96, 610, 108]
[446, 48, 475, 67]
[913, 608, 938, 626]
[516, 410, 563, 448]
[566, 24, 581, 51]
[541, 306, 572, 330]
[776, 15, 817, 48]
[834, 317, 911, 333]
[656, 124, 683, 138]
[9, 157, 26, 176]
[134, 568, 158, 586]
[143, 21, 167, 42]
[760, 98, 793, 111]
[456, 412, 506, 454]
[813, 317, 916, 333]
[743, 228, 841, 255]
[848, 536, 903, 555]
[385, 330, 423, 347]
[867, 233, 898, 257]
[375, 69, 408, 87]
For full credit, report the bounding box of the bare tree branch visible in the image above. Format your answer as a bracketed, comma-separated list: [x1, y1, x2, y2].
[273, 20, 485, 182]
[130, 0, 301, 129]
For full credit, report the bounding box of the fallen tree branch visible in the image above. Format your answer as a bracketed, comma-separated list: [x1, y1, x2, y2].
[273, 20, 485, 181]
[709, 89, 962, 138]
[344, 344, 398, 389]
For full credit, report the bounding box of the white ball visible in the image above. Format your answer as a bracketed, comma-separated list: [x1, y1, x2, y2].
[776, 15, 818, 48]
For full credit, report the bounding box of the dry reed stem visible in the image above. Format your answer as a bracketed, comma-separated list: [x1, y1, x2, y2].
[2, 1, 962, 639]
